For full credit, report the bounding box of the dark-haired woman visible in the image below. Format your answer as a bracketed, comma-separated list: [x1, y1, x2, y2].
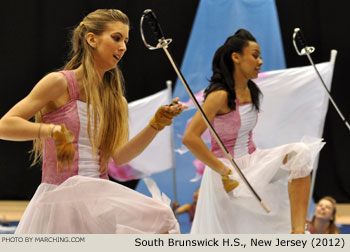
[183, 29, 324, 234]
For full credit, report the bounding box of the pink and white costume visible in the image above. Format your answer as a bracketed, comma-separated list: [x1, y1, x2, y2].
[191, 100, 324, 234]
[15, 70, 179, 234]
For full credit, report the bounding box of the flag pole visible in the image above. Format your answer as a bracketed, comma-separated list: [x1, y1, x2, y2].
[166, 80, 179, 205]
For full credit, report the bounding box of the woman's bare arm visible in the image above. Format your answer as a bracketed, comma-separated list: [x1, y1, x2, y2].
[0, 72, 68, 141]
[182, 90, 230, 175]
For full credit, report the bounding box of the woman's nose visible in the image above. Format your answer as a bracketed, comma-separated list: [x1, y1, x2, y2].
[119, 42, 127, 52]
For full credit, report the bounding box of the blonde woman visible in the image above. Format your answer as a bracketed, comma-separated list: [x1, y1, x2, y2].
[0, 9, 185, 234]
[307, 196, 340, 234]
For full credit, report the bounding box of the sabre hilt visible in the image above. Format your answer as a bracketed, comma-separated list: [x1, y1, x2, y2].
[140, 9, 172, 50]
[293, 28, 315, 56]
[143, 9, 165, 40]
[292, 29, 350, 133]
[294, 28, 307, 49]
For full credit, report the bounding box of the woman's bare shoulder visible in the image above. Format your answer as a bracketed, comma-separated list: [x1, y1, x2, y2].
[204, 90, 229, 113]
[32, 72, 68, 100]
[206, 90, 228, 102]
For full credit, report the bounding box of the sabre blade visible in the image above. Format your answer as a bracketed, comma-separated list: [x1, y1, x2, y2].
[140, 9, 271, 213]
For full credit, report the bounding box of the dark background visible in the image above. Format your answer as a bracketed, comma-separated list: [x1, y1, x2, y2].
[0, 0, 349, 203]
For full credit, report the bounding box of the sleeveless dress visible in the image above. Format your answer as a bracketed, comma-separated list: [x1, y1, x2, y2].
[15, 70, 180, 234]
[191, 100, 324, 234]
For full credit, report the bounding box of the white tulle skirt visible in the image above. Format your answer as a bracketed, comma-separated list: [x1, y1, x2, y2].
[15, 176, 180, 234]
[191, 137, 325, 234]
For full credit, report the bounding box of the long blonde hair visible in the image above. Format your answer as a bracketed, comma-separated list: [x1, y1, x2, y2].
[311, 196, 340, 234]
[32, 9, 129, 174]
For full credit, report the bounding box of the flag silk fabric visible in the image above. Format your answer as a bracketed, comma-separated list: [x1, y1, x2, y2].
[191, 52, 336, 233]
[108, 86, 173, 181]
[253, 51, 337, 149]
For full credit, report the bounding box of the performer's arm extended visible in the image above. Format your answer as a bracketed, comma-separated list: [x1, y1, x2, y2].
[113, 97, 186, 165]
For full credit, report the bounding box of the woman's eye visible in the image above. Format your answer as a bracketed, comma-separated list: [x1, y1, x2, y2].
[252, 52, 262, 59]
[111, 36, 121, 42]
[111, 36, 128, 45]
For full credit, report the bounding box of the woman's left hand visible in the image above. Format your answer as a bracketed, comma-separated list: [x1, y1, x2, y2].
[53, 123, 75, 173]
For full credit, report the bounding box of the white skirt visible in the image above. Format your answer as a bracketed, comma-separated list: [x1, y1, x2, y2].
[191, 137, 325, 234]
[15, 176, 180, 234]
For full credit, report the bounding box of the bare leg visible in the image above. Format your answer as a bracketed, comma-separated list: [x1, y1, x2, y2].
[288, 174, 311, 234]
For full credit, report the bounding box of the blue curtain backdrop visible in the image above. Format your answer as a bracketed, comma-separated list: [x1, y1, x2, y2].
[137, 0, 286, 233]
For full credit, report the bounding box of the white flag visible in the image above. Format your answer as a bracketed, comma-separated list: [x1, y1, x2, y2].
[109, 86, 173, 181]
[253, 50, 337, 147]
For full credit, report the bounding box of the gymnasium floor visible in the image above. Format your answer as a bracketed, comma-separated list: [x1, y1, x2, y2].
[1, 199, 349, 234]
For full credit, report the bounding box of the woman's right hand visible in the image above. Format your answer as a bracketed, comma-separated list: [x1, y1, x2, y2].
[220, 167, 239, 193]
[53, 123, 75, 173]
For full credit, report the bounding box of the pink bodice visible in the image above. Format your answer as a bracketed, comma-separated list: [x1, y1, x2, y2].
[210, 100, 257, 159]
[41, 70, 108, 185]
